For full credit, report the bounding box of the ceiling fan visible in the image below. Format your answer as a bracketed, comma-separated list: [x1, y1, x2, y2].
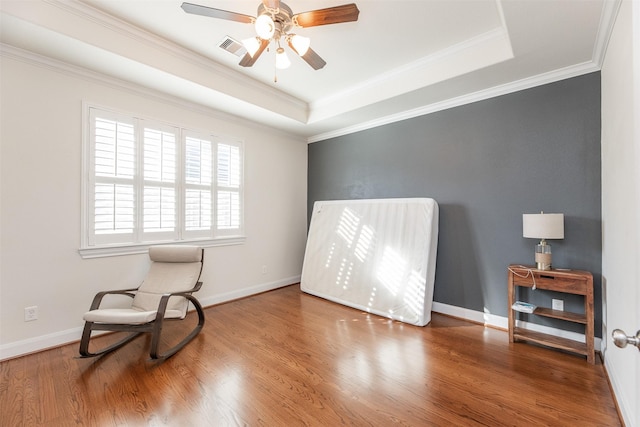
[180, 1, 360, 72]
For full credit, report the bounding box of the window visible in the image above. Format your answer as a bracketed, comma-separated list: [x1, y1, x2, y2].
[81, 105, 244, 257]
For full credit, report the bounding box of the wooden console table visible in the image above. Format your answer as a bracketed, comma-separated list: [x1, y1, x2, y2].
[507, 265, 594, 364]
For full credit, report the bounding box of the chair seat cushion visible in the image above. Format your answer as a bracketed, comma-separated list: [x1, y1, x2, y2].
[83, 308, 185, 324]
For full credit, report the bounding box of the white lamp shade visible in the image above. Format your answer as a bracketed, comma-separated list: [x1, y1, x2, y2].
[523, 213, 564, 239]
[290, 35, 310, 55]
[255, 14, 275, 39]
[242, 37, 261, 57]
[275, 48, 291, 69]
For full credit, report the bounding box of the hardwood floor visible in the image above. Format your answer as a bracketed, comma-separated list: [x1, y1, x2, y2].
[1, 284, 620, 426]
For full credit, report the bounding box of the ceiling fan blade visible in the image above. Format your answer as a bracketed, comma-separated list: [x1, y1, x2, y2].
[181, 2, 254, 24]
[239, 39, 270, 67]
[301, 48, 327, 70]
[286, 39, 326, 70]
[262, 0, 280, 10]
[292, 3, 360, 28]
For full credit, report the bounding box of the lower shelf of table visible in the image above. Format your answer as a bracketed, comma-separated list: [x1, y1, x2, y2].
[512, 327, 590, 358]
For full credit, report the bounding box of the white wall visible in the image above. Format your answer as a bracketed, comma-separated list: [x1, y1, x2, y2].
[601, 1, 639, 425]
[0, 51, 308, 360]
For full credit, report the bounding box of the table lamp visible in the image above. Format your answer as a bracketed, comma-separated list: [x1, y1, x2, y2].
[522, 212, 564, 270]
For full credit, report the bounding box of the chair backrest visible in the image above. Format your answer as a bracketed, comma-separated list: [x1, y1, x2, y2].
[132, 245, 203, 317]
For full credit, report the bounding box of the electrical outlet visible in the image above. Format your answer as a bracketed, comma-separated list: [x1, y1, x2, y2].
[261, 265, 268, 275]
[24, 306, 38, 322]
[552, 299, 564, 311]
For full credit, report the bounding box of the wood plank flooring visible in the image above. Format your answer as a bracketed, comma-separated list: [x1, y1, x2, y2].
[1, 284, 620, 426]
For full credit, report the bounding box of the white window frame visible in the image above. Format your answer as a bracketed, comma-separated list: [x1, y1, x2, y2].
[80, 103, 245, 258]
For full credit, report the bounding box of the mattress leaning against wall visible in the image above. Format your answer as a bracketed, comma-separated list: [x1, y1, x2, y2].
[301, 198, 439, 326]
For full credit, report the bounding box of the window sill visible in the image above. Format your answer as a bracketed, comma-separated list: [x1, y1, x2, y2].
[78, 236, 245, 259]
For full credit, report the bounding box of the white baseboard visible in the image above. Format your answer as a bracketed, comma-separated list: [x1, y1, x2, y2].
[0, 326, 87, 361]
[432, 301, 602, 352]
[604, 353, 633, 426]
[2, 286, 603, 362]
[198, 276, 300, 308]
[0, 276, 301, 361]
[432, 301, 509, 329]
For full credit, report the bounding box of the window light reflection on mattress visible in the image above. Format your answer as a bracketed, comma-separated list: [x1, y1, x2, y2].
[405, 269, 427, 317]
[376, 246, 408, 297]
[335, 258, 353, 289]
[324, 242, 336, 268]
[354, 224, 375, 262]
[336, 207, 360, 247]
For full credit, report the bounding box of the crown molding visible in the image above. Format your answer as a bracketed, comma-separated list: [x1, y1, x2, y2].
[4, 0, 617, 143]
[0, 43, 303, 141]
[307, 0, 511, 124]
[307, 60, 600, 144]
[32, 0, 307, 111]
[311, 26, 511, 113]
[307, 0, 617, 143]
[308, 25, 513, 125]
[592, 0, 622, 68]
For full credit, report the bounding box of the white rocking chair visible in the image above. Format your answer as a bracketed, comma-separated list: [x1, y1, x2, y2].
[79, 245, 205, 360]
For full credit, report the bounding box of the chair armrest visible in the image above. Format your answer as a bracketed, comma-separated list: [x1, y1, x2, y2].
[190, 281, 203, 293]
[159, 281, 203, 298]
[89, 287, 139, 311]
[153, 282, 203, 319]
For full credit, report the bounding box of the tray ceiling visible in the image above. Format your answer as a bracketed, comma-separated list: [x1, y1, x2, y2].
[0, 0, 617, 141]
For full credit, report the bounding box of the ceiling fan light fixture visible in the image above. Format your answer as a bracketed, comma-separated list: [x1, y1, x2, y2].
[182, 1, 361, 73]
[289, 34, 310, 56]
[275, 47, 291, 69]
[242, 37, 261, 57]
[255, 14, 275, 39]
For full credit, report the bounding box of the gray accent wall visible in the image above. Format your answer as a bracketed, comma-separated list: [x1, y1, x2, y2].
[308, 72, 602, 337]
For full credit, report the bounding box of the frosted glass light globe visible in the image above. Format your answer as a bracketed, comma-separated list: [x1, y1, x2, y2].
[255, 14, 275, 40]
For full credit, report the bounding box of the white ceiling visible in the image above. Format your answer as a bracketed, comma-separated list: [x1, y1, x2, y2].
[0, 0, 618, 142]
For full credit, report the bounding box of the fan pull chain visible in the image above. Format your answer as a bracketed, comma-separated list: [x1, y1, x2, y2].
[273, 44, 278, 83]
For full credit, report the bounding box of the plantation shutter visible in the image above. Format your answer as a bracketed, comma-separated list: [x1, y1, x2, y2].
[216, 141, 243, 235]
[90, 109, 136, 245]
[183, 134, 213, 238]
[142, 125, 178, 240]
[83, 105, 245, 254]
